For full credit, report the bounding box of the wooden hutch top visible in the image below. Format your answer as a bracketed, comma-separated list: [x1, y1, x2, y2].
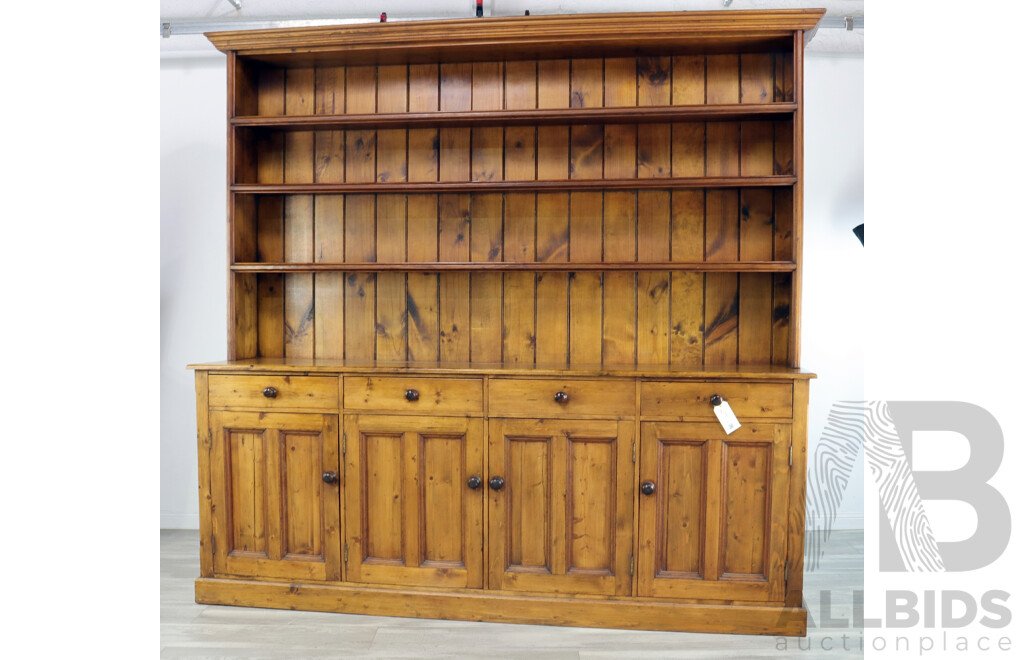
[196, 9, 822, 379]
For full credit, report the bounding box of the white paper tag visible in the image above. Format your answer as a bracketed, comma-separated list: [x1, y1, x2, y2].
[713, 400, 742, 435]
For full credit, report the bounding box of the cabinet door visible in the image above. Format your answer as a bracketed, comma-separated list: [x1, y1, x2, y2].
[638, 422, 790, 601]
[488, 419, 634, 596]
[344, 415, 484, 589]
[209, 411, 341, 581]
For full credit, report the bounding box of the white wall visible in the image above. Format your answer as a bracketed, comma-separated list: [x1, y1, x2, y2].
[159, 52, 865, 530]
[161, 58, 226, 528]
[802, 54, 865, 529]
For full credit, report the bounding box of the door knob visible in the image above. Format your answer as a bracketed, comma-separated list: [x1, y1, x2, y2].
[263, 386, 278, 398]
[489, 476, 505, 491]
[405, 389, 420, 401]
[467, 476, 482, 489]
[710, 394, 723, 407]
[640, 481, 656, 496]
[322, 471, 340, 485]
[554, 391, 569, 404]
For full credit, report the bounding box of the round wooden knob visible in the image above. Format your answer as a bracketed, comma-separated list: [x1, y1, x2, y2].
[322, 471, 339, 485]
[710, 394, 723, 407]
[640, 481, 656, 496]
[405, 389, 420, 401]
[467, 476, 482, 490]
[489, 476, 505, 491]
[262, 386, 278, 399]
[554, 391, 569, 404]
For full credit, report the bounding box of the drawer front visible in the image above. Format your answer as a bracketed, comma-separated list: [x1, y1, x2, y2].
[641, 381, 793, 419]
[488, 378, 635, 417]
[208, 375, 339, 410]
[344, 376, 483, 413]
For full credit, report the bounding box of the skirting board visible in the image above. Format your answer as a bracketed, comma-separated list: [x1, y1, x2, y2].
[196, 578, 808, 636]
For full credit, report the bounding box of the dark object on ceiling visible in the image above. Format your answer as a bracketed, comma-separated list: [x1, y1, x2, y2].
[853, 223, 864, 246]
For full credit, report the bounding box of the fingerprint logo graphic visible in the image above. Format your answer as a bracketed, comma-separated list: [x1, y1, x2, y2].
[864, 401, 944, 572]
[806, 401, 944, 572]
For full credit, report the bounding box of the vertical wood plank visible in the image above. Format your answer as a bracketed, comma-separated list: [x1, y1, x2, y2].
[704, 190, 739, 366]
[314, 66, 345, 184]
[375, 194, 408, 361]
[407, 194, 439, 362]
[537, 60, 570, 181]
[740, 54, 775, 179]
[257, 197, 284, 357]
[439, 63, 472, 181]
[570, 59, 604, 180]
[738, 189, 774, 365]
[637, 191, 670, 365]
[282, 72, 316, 358]
[374, 67, 410, 361]
[741, 53, 773, 103]
[256, 69, 285, 184]
[406, 66, 441, 362]
[535, 193, 569, 364]
[671, 56, 706, 178]
[602, 191, 636, 364]
[233, 273, 258, 359]
[705, 55, 740, 178]
[438, 194, 471, 362]
[603, 58, 637, 180]
[670, 191, 704, 367]
[535, 60, 571, 365]
[313, 195, 344, 358]
[792, 32, 804, 366]
[601, 59, 638, 365]
[773, 188, 794, 366]
[505, 60, 537, 182]
[569, 192, 603, 365]
[408, 64, 440, 182]
[471, 193, 503, 362]
[283, 197, 314, 357]
[344, 195, 376, 360]
[637, 56, 671, 179]
[472, 62, 504, 182]
[195, 372, 214, 575]
[503, 193, 536, 363]
[345, 66, 377, 183]
[376, 65, 408, 183]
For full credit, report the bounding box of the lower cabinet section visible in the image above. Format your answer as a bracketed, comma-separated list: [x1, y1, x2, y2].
[343, 414, 484, 589]
[637, 422, 791, 602]
[196, 371, 809, 635]
[208, 411, 342, 581]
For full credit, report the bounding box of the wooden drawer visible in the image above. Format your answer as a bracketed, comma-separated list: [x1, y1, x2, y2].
[640, 381, 792, 419]
[344, 376, 483, 413]
[488, 378, 635, 417]
[208, 375, 339, 410]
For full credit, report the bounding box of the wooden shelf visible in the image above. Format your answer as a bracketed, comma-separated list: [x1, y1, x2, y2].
[188, 358, 816, 380]
[231, 261, 795, 273]
[231, 176, 796, 195]
[232, 103, 797, 131]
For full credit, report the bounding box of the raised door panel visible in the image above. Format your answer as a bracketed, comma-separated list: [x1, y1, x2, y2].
[344, 415, 484, 589]
[638, 421, 789, 601]
[209, 411, 341, 581]
[488, 418, 634, 596]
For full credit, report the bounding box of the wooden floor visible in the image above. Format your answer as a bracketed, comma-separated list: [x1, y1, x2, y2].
[161, 529, 863, 659]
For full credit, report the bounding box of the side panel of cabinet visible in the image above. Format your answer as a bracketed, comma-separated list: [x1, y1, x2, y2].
[638, 421, 789, 601]
[488, 418, 634, 596]
[209, 411, 342, 581]
[344, 414, 485, 589]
